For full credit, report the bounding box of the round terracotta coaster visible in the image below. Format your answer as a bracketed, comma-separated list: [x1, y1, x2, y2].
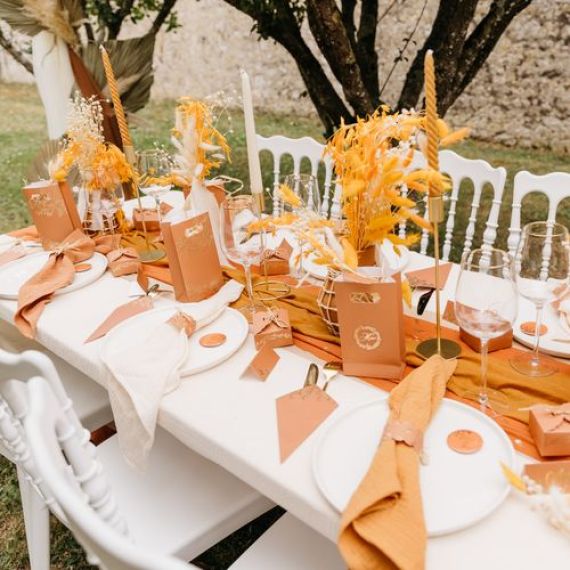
[520, 321, 548, 336]
[447, 429, 483, 454]
[74, 263, 92, 273]
[199, 333, 227, 348]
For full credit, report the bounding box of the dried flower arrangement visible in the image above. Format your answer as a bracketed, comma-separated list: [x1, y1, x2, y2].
[502, 463, 570, 536]
[50, 94, 134, 192]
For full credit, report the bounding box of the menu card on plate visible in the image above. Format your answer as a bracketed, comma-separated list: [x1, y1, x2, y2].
[22, 180, 82, 249]
[161, 213, 224, 302]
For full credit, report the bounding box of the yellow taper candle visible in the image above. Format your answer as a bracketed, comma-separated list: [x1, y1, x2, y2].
[424, 49, 440, 196]
[100, 46, 133, 151]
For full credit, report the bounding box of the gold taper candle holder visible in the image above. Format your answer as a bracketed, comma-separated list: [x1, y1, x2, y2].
[416, 51, 460, 360]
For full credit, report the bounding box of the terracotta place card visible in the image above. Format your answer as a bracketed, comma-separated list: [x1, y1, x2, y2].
[335, 273, 406, 380]
[276, 386, 338, 462]
[524, 461, 570, 492]
[260, 239, 293, 276]
[241, 345, 280, 381]
[405, 262, 452, 290]
[0, 245, 27, 267]
[161, 213, 224, 303]
[84, 297, 154, 343]
[22, 180, 82, 250]
[529, 403, 570, 457]
[252, 307, 293, 351]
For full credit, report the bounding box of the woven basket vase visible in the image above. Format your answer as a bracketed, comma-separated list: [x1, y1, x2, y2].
[316, 267, 342, 336]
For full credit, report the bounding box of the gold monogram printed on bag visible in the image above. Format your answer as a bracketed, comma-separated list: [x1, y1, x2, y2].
[354, 325, 382, 351]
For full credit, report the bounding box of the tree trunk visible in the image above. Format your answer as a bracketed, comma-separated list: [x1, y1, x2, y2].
[0, 28, 33, 74]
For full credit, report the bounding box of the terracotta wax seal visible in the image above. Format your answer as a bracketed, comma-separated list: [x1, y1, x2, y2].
[520, 321, 548, 336]
[447, 430, 483, 454]
[74, 263, 92, 273]
[199, 333, 227, 348]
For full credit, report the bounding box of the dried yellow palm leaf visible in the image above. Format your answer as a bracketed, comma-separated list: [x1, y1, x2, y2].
[401, 279, 412, 308]
[341, 238, 358, 270]
[501, 463, 526, 493]
[279, 184, 302, 207]
[22, 0, 78, 46]
[441, 127, 471, 147]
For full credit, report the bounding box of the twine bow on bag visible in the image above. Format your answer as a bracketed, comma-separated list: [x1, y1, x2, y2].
[15, 229, 95, 339]
[252, 307, 288, 335]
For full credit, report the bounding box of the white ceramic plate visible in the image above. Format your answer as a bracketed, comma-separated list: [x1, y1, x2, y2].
[304, 246, 411, 281]
[101, 305, 249, 376]
[313, 397, 514, 536]
[0, 251, 107, 300]
[513, 295, 570, 358]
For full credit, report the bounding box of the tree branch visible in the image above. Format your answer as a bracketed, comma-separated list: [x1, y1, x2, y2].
[224, 0, 353, 135]
[397, 0, 479, 113]
[306, 0, 376, 117]
[451, 0, 533, 107]
[0, 27, 33, 74]
[356, 0, 379, 102]
[151, 0, 178, 34]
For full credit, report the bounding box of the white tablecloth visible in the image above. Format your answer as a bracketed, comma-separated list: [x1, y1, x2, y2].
[0, 245, 569, 569]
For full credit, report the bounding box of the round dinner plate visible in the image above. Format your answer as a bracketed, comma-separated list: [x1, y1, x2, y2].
[304, 245, 411, 281]
[313, 397, 515, 536]
[101, 305, 249, 377]
[513, 295, 570, 359]
[0, 251, 107, 300]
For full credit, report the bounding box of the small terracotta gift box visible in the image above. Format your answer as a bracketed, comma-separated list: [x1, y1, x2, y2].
[22, 179, 82, 249]
[260, 239, 293, 276]
[133, 208, 160, 232]
[252, 307, 293, 350]
[106, 247, 140, 277]
[529, 403, 570, 457]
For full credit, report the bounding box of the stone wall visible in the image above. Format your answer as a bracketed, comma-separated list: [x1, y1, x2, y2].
[1, 0, 569, 153]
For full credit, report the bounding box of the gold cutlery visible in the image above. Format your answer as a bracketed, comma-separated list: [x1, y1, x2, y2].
[322, 361, 342, 392]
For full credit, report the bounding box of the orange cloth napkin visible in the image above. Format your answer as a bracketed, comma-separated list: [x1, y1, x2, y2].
[14, 230, 95, 339]
[338, 355, 457, 570]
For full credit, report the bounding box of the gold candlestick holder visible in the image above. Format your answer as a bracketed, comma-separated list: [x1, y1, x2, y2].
[416, 196, 461, 360]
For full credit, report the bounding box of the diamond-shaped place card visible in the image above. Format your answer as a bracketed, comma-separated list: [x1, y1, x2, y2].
[276, 386, 338, 463]
[242, 346, 280, 381]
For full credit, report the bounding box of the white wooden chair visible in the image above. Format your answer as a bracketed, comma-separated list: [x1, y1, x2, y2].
[507, 170, 570, 257]
[256, 134, 342, 221]
[404, 150, 507, 262]
[0, 349, 274, 568]
[22, 376, 345, 569]
[0, 327, 113, 570]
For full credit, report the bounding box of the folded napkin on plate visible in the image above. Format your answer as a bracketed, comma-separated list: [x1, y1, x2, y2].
[101, 279, 244, 469]
[552, 285, 570, 333]
[0, 245, 27, 267]
[14, 229, 94, 339]
[102, 313, 191, 470]
[338, 355, 457, 570]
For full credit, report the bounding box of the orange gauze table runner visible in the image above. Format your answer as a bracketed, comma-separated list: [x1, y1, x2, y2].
[13, 228, 569, 460]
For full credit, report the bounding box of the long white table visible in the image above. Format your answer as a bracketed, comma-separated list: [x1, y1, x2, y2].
[1, 248, 569, 569]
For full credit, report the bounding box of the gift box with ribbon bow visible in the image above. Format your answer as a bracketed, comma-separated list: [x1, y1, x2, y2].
[529, 403, 570, 457]
[252, 307, 293, 350]
[260, 239, 293, 276]
[107, 247, 140, 277]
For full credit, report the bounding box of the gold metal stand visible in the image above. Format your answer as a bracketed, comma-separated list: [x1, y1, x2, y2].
[416, 196, 461, 360]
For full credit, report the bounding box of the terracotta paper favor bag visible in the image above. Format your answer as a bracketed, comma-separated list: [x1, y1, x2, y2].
[161, 213, 223, 302]
[335, 272, 406, 379]
[22, 180, 82, 249]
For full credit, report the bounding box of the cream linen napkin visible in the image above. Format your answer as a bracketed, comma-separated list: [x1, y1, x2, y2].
[338, 355, 457, 570]
[102, 280, 244, 470]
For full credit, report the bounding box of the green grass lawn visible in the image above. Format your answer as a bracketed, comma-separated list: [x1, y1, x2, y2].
[0, 81, 569, 568]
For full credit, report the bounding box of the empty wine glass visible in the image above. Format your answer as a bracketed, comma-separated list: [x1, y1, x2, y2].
[455, 248, 518, 413]
[281, 174, 321, 276]
[137, 150, 173, 223]
[220, 195, 264, 320]
[511, 221, 570, 377]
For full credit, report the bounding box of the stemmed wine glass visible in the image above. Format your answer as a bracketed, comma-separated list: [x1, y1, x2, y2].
[281, 173, 321, 276]
[137, 149, 173, 224]
[220, 195, 264, 320]
[455, 248, 518, 413]
[511, 221, 570, 377]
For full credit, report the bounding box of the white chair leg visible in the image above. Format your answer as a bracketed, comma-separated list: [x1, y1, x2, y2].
[17, 465, 50, 570]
